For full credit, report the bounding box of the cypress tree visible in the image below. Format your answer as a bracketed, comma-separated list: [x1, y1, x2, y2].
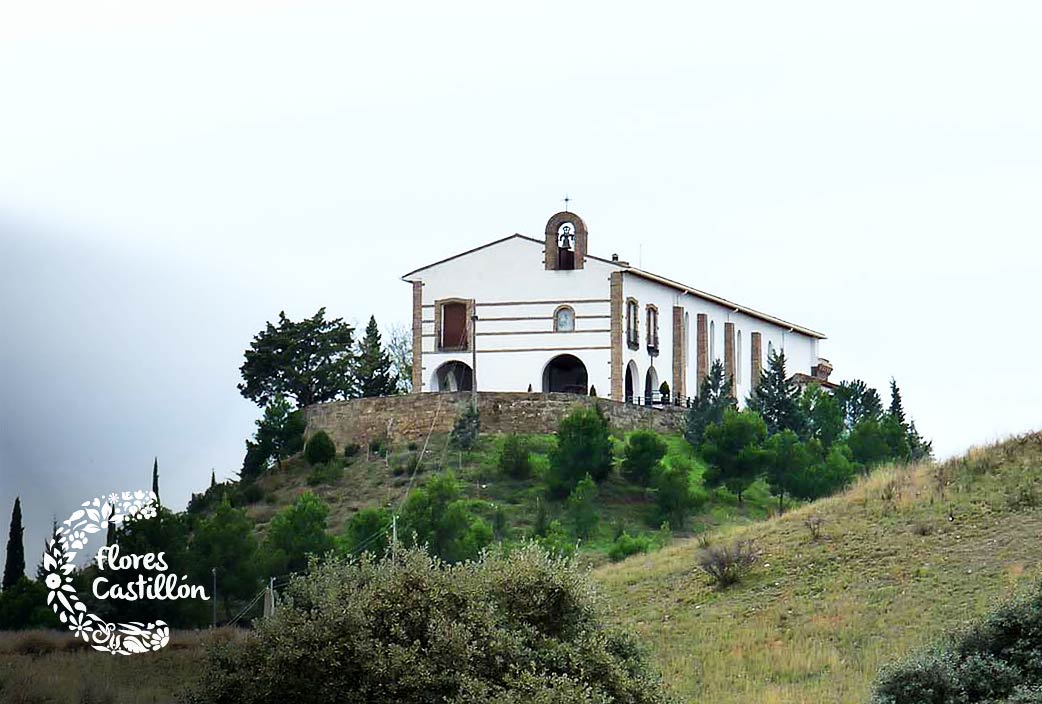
[888, 378, 906, 425]
[152, 457, 161, 505]
[2, 498, 25, 589]
[37, 517, 58, 580]
[355, 316, 398, 398]
[211, 469, 217, 489]
[745, 350, 806, 437]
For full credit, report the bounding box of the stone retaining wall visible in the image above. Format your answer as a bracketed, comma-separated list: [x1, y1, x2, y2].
[303, 392, 685, 448]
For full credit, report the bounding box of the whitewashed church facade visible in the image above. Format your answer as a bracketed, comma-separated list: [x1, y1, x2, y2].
[402, 211, 832, 406]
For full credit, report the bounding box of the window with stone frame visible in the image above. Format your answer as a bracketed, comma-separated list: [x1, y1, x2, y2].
[439, 300, 469, 351]
[646, 304, 659, 351]
[625, 298, 640, 350]
[553, 305, 575, 332]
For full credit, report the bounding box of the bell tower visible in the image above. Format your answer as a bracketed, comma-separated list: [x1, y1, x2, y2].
[544, 211, 588, 271]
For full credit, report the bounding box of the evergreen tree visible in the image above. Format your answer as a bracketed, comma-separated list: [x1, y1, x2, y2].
[189, 499, 260, 621]
[106, 508, 116, 548]
[684, 359, 736, 447]
[764, 430, 812, 513]
[242, 395, 307, 477]
[888, 377, 906, 426]
[907, 420, 934, 462]
[837, 380, 883, 428]
[746, 350, 807, 437]
[800, 384, 845, 448]
[211, 469, 217, 489]
[355, 316, 398, 398]
[566, 474, 599, 539]
[263, 492, 335, 575]
[2, 498, 25, 589]
[38, 518, 58, 581]
[238, 308, 357, 408]
[547, 406, 613, 496]
[152, 457, 160, 504]
[701, 410, 771, 503]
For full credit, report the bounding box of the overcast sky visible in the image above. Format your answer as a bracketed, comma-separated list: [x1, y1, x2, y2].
[2, 1, 1040, 571]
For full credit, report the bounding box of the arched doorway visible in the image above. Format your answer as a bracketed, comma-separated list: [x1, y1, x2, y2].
[645, 366, 659, 404]
[431, 361, 473, 392]
[625, 360, 640, 403]
[542, 354, 588, 394]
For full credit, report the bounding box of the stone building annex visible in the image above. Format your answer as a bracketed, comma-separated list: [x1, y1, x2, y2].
[403, 210, 834, 406]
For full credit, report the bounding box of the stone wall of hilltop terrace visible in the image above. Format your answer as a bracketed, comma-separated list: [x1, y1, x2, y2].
[303, 392, 686, 448]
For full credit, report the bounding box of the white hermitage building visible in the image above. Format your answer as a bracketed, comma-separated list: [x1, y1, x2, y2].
[402, 210, 833, 406]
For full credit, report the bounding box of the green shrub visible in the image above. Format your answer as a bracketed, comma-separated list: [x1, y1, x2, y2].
[451, 403, 481, 450]
[653, 456, 704, 529]
[873, 585, 1042, 703]
[622, 430, 668, 486]
[547, 406, 613, 497]
[608, 532, 654, 562]
[338, 507, 391, 557]
[498, 435, 532, 479]
[399, 472, 493, 563]
[307, 461, 344, 486]
[537, 520, 576, 558]
[184, 546, 673, 704]
[566, 474, 599, 539]
[233, 481, 265, 506]
[304, 431, 336, 465]
[368, 438, 386, 456]
[343, 442, 361, 459]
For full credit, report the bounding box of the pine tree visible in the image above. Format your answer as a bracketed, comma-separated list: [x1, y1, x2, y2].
[2, 498, 25, 589]
[745, 350, 806, 437]
[837, 380, 883, 428]
[889, 378, 906, 426]
[152, 457, 161, 505]
[684, 360, 736, 447]
[355, 316, 398, 398]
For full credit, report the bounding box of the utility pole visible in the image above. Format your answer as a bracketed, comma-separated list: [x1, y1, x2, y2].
[471, 313, 478, 408]
[211, 568, 217, 628]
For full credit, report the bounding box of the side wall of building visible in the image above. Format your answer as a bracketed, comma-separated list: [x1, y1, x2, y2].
[620, 273, 820, 405]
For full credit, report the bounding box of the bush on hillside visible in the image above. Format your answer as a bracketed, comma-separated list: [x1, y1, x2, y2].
[608, 532, 654, 562]
[343, 442, 361, 459]
[307, 461, 344, 486]
[338, 506, 391, 558]
[498, 435, 532, 479]
[697, 540, 759, 588]
[872, 585, 1042, 703]
[566, 474, 599, 539]
[653, 457, 705, 529]
[184, 546, 673, 704]
[451, 403, 481, 450]
[304, 431, 336, 465]
[622, 430, 668, 486]
[399, 472, 492, 563]
[547, 406, 613, 496]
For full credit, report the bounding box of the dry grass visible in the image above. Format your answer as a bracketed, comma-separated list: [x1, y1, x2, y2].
[0, 629, 240, 704]
[594, 432, 1042, 704]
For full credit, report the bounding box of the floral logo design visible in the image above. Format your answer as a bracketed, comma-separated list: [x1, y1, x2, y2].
[42, 490, 170, 655]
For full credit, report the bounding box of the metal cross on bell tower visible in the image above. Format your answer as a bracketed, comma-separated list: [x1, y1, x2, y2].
[562, 194, 571, 212]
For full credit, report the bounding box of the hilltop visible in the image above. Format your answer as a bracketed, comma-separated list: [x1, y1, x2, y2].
[594, 432, 1042, 703]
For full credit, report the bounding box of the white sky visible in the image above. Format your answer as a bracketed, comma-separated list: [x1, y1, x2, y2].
[2, 1, 1040, 565]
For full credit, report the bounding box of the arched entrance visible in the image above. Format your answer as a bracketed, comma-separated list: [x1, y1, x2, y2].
[625, 360, 640, 403]
[645, 366, 659, 404]
[542, 354, 588, 394]
[431, 361, 473, 392]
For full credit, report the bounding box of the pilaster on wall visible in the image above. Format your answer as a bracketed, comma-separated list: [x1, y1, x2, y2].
[750, 332, 763, 390]
[610, 272, 624, 401]
[672, 306, 685, 399]
[724, 322, 736, 397]
[411, 281, 423, 393]
[696, 313, 708, 391]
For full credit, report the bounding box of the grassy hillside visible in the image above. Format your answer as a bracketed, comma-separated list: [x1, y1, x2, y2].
[594, 432, 1042, 703]
[240, 430, 781, 563]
